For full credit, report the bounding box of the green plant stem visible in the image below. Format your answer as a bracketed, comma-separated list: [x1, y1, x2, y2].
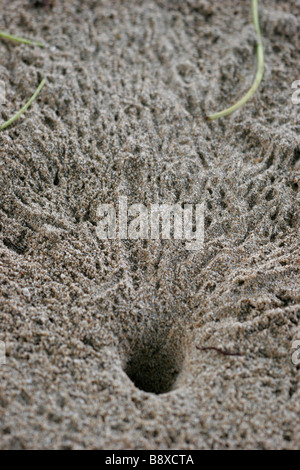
[0, 30, 44, 47]
[0, 78, 46, 131]
[206, 0, 264, 121]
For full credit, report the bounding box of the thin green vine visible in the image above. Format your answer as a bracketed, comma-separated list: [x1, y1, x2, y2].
[206, 0, 264, 121]
[0, 31, 45, 131]
[0, 78, 46, 131]
[0, 30, 44, 47]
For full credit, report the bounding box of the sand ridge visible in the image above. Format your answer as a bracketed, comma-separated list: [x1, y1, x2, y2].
[0, 0, 299, 449]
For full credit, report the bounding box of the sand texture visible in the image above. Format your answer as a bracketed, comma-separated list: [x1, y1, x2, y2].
[0, 0, 300, 449]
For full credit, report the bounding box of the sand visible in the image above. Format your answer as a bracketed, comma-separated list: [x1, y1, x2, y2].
[0, 0, 299, 450]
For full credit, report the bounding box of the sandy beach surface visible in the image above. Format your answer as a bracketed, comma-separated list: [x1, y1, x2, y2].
[0, 0, 299, 449]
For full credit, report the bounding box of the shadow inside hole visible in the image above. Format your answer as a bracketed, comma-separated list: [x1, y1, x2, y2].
[123, 327, 186, 395]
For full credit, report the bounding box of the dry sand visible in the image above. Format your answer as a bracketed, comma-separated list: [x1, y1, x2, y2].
[0, 0, 299, 449]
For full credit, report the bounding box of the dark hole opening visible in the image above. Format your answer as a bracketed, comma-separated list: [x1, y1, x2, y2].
[123, 327, 185, 395]
[53, 171, 59, 186]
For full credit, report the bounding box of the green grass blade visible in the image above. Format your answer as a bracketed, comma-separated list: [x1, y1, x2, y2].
[0, 78, 46, 131]
[206, 0, 264, 121]
[0, 30, 44, 47]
